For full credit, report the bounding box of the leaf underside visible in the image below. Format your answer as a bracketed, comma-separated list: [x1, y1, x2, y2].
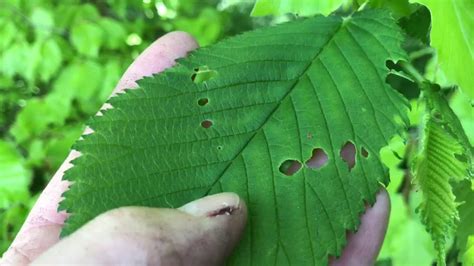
[61, 9, 408, 265]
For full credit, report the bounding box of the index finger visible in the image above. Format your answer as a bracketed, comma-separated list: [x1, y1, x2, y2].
[1, 32, 198, 265]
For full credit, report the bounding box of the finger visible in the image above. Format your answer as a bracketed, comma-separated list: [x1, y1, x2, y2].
[113, 31, 198, 94]
[32, 193, 247, 266]
[330, 189, 391, 266]
[1, 31, 199, 265]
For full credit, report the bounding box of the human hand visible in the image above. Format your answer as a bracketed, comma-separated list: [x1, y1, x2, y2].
[1, 32, 390, 266]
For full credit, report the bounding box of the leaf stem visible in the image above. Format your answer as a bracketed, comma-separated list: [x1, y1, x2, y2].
[399, 61, 426, 86]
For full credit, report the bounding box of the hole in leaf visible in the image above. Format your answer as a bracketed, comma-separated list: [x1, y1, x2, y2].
[279, 160, 302, 176]
[201, 119, 213, 128]
[305, 148, 328, 169]
[340, 141, 356, 171]
[361, 147, 369, 158]
[191, 66, 217, 83]
[217, 145, 223, 150]
[454, 153, 467, 162]
[198, 98, 209, 106]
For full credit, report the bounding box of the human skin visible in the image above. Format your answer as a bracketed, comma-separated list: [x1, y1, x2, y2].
[0, 32, 390, 266]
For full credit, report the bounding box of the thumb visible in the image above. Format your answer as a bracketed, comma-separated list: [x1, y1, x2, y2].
[31, 193, 247, 265]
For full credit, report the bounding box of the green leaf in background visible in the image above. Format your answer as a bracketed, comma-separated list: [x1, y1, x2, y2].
[99, 18, 127, 50]
[413, 118, 463, 264]
[411, 0, 474, 98]
[363, 0, 412, 18]
[30, 7, 54, 39]
[0, 41, 30, 80]
[454, 180, 474, 265]
[0, 19, 16, 51]
[0, 141, 31, 205]
[379, 194, 435, 266]
[464, 236, 474, 265]
[173, 8, 223, 46]
[38, 38, 62, 82]
[61, 9, 409, 264]
[10, 96, 70, 144]
[450, 91, 474, 146]
[413, 86, 473, 265]
[51, 60, 106, 114]
[71, 21, 103, 58]
[0, 139, 32, 253]
[43, 124, 84, 174]
[380, 135, 406, 194]
[398, 3, 430, 45]
[251, 0, 348, 16]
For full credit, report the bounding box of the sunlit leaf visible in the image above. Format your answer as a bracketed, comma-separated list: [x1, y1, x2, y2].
[251, 0, 348, 16]
[412, 0, 474, 98]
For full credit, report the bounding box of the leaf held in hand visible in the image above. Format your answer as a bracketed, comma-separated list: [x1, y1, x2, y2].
[61, 10, 409, 264]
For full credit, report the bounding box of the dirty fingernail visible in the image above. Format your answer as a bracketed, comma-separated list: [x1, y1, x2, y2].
[179, 192, 241, 217]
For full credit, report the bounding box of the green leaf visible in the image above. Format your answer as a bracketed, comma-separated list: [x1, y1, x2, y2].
[380, 135, 406, 194]
[44, 124, 84, 175]
[364, 0, 412, 18]
[172, 8, 223, 46]
[251, 0, 348, 16]
[0, 20, 17, 51]
[61, 10, 409, 264]
[38, 38, 62, 82]
[99, 18, 127, 49]
[70, 21, 103, 58]
[450, 91, 474, 146]
[463, 236, 474, 265]
[398, 4, 431, 45]
[0, 41, 30, 79]
[425, 86, 473, 163]
[0, 201, 31, 255]
[51, 61, 104, 113]
[412, 0, 474, 98]
[413, 94, 472, 265]
[378, 194, 436, 266]
[10, 95, 70, 144]
[99, 60, 125, 101]
[454, 180, 474, 264]
[413, 120, 459, 264]
[0, 140, 31, 206]
[30, 7, 54, 39]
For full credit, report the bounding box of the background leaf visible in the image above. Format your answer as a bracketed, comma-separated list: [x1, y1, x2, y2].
[0, 140, 32, 253]
[454, 180, 474, 264]
[412, 86, 473, 265]
[70, 21, 104, 58]
[378, 194, 436, 266]
[411, 0, 474, 98]
[251, 0, 348, 16]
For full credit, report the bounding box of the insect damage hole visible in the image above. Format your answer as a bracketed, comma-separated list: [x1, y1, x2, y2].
[191, 66, 218, 83]
[279, 160, 302, 176]
[361, 147, 369, 158]
[340, 141, 356, 171]
[305, 148, 328, 169]
[201, 119, 213, 128]
[197, 98, 209, 106]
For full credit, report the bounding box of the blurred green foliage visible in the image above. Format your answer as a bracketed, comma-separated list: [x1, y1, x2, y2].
[0, 0, 257, 254]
